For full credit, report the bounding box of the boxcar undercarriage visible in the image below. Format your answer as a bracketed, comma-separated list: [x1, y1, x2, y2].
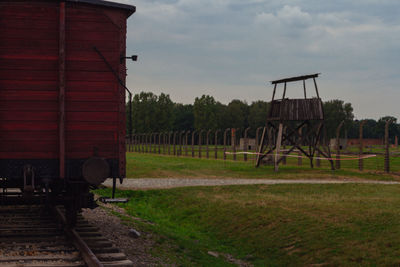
[0, 157, 121, 225]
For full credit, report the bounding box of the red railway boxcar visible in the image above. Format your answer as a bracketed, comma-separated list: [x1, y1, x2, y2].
[0, 0, 135, 223]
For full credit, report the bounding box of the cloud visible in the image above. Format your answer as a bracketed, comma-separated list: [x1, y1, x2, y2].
[255, 5, 312, 26]
[107, 0, 400, 119]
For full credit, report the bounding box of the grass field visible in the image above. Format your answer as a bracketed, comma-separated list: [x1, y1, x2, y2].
[97, 184, 400, 266]
[128, 144, 400, 173]
[126, 152, 400, 181]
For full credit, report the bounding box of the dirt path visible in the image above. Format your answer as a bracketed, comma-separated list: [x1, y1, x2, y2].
[103, 178, 400, 190]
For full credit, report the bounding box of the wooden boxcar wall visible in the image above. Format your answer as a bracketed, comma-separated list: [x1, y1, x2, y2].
[0, 1, 129, 179]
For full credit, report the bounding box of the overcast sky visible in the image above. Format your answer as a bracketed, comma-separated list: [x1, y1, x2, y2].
[113, 0, 400, 120]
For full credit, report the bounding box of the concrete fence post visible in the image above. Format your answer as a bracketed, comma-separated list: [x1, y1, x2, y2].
[168, 132, 172, 155]
[179, 131, 185, 156]
[158, 133, 161, 154]
[149, 133, 153, 153]
[162, 133, 166, 154]
[152, 133, 156, 153]
[199, 130, 204, 158]
[135, 134, 138, 152]
[336, 121, 345, 169]
[232, 128, 237, 161]
[244, 127, 250, 161]
[359, 121, 366, 171]
[255, 127, 263, 157]
[139, 134, 142, 153]
[129, 134, 133, 152]
[384, 119, 394, 173]
[185, 131, 190, 156]
[143, 134, 146, 153]
[153, 133, 158, 153]
[142, 134, 145, 153]
[316, 149, 321, 167]
[191, 130, 197, 157]
[144, 134, 147, 153]
[126, 136, 130, 152]
[173, 131, 178, 156]
[215, 130, 220, 159]
[206, 130, 211, 159]
[135, 133, 138, 152]
[224, 128, 231, 160]
[146, 133, 150, 153]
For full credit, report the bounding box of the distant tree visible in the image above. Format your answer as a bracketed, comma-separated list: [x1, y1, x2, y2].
[323, 100, 354, 139]
[226, 99, 249, 129]
[156, 93, 174, 132]
[347, 117, 400, 141]
[173, 104, 194, 131]
[377, 116, 398, 142]
[248, 100, 269, 137]
[215, 102, 229, 130]
[132, 92, 158, 133]
[130, 92, 174, 133]
[193, 95, 218, 130]
[363, 119, 379, 139]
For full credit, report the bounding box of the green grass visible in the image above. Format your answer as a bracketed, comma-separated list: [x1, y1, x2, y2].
[126, 152, 400, 181]
[96, 184, 400, 266]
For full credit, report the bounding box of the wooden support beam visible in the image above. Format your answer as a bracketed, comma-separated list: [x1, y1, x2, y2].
[256, 127, 267, 167]
[274, 123, 283, 172]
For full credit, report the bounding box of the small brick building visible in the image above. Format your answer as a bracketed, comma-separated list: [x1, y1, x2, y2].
[347, 139, 384, 146]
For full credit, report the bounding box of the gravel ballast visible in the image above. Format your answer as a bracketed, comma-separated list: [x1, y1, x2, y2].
[82, 205, 164, 266]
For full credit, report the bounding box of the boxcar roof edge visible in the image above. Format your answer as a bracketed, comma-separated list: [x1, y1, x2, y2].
[0, 0, 136, 16]
[66, 0, 136, 16]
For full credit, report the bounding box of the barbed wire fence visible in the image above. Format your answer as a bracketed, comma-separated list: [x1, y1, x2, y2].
[127, 121, 400, 174]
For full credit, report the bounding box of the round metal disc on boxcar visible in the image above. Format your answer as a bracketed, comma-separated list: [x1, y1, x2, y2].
[82, 157, 110, 185]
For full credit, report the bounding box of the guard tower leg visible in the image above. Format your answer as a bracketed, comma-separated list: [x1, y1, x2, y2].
[256, 127, 267, 167]
[274, 123, 283, 172]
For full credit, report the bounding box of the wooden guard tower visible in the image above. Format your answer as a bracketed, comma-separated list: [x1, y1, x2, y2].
[256, 73, 334, 171]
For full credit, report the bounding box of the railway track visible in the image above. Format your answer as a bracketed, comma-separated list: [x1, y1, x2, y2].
[0, 206, 133, 267]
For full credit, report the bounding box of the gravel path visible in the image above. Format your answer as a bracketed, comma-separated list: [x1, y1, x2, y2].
[103, 178, 400, 190]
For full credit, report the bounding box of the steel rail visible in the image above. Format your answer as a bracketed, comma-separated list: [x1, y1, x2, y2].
[54, 206, 104, 267]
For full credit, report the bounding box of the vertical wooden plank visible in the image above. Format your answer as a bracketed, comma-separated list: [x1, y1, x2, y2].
[59, 2, 66, 179]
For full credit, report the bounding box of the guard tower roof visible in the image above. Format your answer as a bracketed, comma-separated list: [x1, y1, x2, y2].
[271, 73, 320, 84]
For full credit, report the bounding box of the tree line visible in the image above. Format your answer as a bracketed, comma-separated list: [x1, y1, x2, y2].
[127, 92, 400, 141]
